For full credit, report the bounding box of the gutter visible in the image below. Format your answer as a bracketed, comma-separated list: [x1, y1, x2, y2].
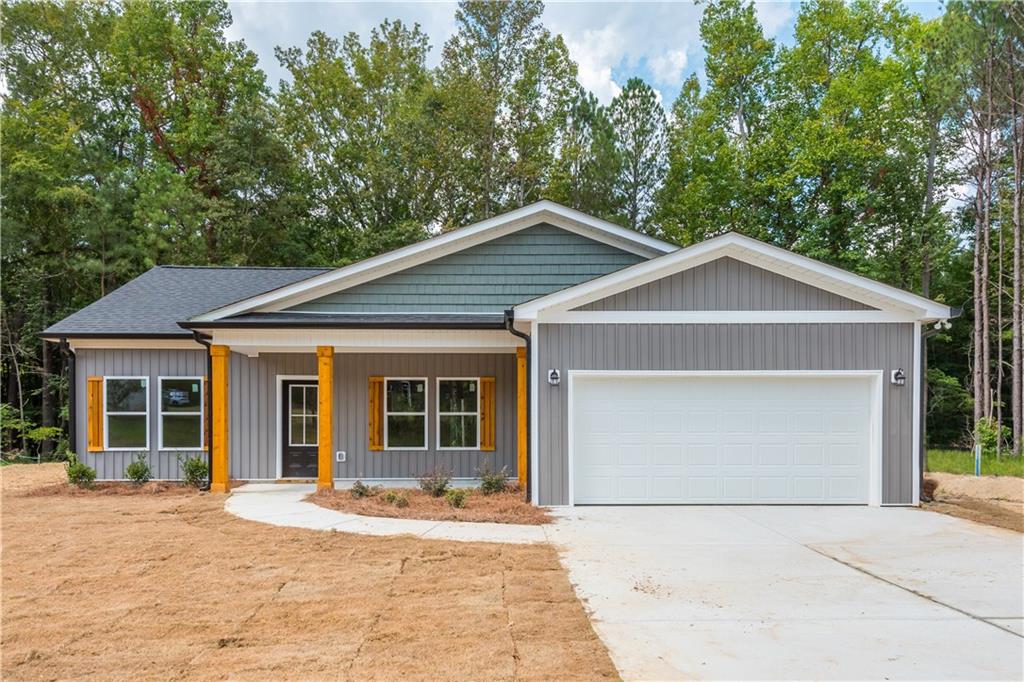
[177, 320, 507, 331]
[58, 338, 75, 455]
[503, 309, 532, 502]
[191, 330, 214, 491]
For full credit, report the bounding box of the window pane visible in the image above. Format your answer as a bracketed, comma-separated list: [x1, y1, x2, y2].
[305, 386, 318, 416]
[107, 414, 146, 448]
[290, 386, 305, 413]
[304, 416, 318, 445]
[387, 415, 425, 448]
[162, 415, 201, 448]
[440, 415, 477, 448]
[107, 379, 147, 412]
[439, 380, 477, 413]
[161, 379, 201, 412]
[290, 416, 306, 445]
[386, 380, 425, 413]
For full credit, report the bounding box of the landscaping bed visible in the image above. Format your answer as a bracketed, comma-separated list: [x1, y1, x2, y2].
[311, 486, 553, 525]
[1, 463, 615, 680]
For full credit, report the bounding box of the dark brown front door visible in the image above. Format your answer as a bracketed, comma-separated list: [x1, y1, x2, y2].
[282, 380, 318, 478]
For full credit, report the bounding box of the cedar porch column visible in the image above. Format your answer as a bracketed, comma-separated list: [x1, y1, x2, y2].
[317, 346, 334, 491]
[516, 346, 527, 489]
[210, 344, 230, 493]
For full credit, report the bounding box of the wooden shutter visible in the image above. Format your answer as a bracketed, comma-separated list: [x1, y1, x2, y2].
[368, 376, 384, 451]
[86, 376, 103, 452]
[480, 376, 496, 451]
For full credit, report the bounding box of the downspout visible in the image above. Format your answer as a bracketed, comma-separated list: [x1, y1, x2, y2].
[504, 309, 531, 502]
[192, 330, 214, 491]
[59, 338, 75, 456]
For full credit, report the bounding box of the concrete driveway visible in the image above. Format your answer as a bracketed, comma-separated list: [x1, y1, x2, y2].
[547, 506, 1023, 681]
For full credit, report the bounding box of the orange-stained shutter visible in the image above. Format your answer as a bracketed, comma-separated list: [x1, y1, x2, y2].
[203, 376, 209, 451]
[368, 376, 384, 451]
[86, 376, 103, 452]
[480, 377, 496, 451]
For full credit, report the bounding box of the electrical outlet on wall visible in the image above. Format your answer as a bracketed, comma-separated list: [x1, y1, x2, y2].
[336, 451, 346, 463]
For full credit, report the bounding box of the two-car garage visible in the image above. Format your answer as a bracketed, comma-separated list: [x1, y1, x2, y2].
[570, 373, 880, 505]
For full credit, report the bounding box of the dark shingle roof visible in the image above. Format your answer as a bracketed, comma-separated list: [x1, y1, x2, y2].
[180, 312, 507, 329]
[42, 266, 331, 338]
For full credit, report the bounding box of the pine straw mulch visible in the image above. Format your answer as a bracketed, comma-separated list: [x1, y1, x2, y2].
[2, 463, 617, 681]
[310, 487, 554, 525]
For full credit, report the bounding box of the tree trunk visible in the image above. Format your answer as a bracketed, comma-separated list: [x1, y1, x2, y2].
[1008, 19, 1024, 456]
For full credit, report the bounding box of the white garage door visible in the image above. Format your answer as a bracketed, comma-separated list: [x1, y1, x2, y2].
[571, 374, 875, 505]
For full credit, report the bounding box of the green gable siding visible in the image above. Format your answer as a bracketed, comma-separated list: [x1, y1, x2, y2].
[288, 223, 647, 313]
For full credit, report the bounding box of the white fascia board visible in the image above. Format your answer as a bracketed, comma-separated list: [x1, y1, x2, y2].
[539, 310, 922, 324]
[208, 328, 523, 353]
[190, 201, 676, 322]
[514, 233, 954, 322]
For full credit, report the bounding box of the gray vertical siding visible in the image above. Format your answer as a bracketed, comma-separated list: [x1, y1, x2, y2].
[536, 323, 915, 505]
[228, 352, 517, 480]
[74, 348, 207, 480]
[575, 257, 873, 311]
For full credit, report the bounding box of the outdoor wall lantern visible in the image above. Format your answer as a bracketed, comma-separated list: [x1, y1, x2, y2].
[890, 368, 906, 386]
[547, 369, 561, 386]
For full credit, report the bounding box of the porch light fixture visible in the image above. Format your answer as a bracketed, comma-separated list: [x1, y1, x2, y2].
[547, 369, 561, 386]
[890, 368, 906, 386]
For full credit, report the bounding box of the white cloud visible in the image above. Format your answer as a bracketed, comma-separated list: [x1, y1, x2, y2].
[754, 1, 796, 38]
[647, 49, 688, 86]
[561, 25, 625, 103]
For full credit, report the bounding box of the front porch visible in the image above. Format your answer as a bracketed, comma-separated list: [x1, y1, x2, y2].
[203, 328, 528, 494]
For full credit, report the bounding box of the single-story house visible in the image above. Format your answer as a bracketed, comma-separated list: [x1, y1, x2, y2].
[43, 201, 956, 506]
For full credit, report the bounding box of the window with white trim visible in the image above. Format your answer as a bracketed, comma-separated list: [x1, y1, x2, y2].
[105, 377, 148, 450]
[437, 378, 479, 449]
[385, 378, 427, 449]
[289, 383, 318, 446]
[159, 377, 204, 450]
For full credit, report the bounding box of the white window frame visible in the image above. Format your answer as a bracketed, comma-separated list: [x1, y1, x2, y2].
[157, 376, 204, 451]
[103, 376, 149, 452]
[287, 383, 319, 448]
[384, 377, 428, 451]
[436, 377, 481, 451]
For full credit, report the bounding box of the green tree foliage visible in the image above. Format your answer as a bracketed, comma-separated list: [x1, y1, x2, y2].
[610, 78, 667, 232]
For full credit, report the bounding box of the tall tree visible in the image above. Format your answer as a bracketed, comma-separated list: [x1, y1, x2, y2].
[276, 21, 436, 262]
[610, 77, 666, 232]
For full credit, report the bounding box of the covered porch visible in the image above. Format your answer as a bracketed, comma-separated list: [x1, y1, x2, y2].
[195, 324, 529, 494]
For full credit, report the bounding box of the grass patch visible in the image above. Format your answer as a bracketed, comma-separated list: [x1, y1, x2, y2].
[927, 449, 1024, 477]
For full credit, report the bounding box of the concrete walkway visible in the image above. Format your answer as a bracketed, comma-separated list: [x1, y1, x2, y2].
[224, 483, 549, 544]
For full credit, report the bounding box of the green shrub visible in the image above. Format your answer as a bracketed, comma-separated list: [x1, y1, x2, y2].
[445, 488, 468, 509]
[65, 452, 96, 488]
[178, 455, 209, 488]
[383, 489, 409, 508]
[418, 468, 451, 497]
[350, 480, 381, 499]
[975, 417, 1011, 457]
[125, 454, 152, 485]
[477, 464, 508, 495]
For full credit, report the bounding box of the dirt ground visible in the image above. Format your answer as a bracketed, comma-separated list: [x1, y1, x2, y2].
[924, 473, 1024, 533]
[1, 464, 617, 681]
[311, 488, 552, 525]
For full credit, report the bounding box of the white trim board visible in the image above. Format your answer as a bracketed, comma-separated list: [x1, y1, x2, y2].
[536, 311, 923, 324]
[564, 370, 885, 508]
[275, 374, 317, 480]
[514, 233, 954, 323]
[190, 201, 677, 322]
[207, 328, 522, 354]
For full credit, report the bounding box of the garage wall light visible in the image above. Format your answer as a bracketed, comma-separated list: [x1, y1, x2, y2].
[547, 369, 561, 386]
[890, 368, 906, 386]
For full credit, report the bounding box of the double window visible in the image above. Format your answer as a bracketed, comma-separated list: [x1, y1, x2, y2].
[100, 376, 204, 451]
[381, 377, 481, 451]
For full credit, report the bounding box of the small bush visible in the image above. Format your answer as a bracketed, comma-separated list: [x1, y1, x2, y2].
[975, 417, 1011, 457]
[418, 467, 452, 497]
[477, 464, 508, 495]
[383, 489, 409, 508]
[350, 480, 381, 499]
[445, 488, 468, 509]
[65, 452, 96, 488]
[178, 455, 209, 488]
[125, 454, 152, 485]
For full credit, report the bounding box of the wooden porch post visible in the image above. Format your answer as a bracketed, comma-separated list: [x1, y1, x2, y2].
[210, 344, 230, 493]
[317, 346, 334, 491]
[516, 346, 527, 489]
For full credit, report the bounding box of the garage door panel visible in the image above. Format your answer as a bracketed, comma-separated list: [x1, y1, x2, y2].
[572, 375, 873, 504]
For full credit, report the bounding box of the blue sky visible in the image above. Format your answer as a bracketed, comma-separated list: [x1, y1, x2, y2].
[227, 1, 945, 106]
